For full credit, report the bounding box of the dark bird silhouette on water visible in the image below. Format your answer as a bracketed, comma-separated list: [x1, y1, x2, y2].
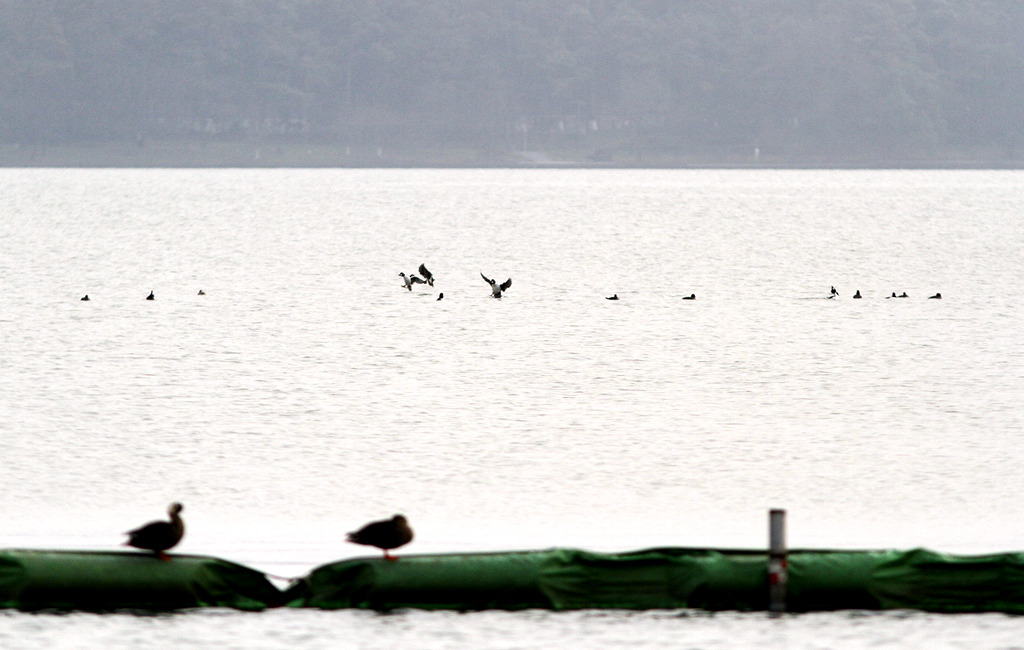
[125, 503, 184, 560]
[146, 291, 155, 300]
[682, 294, 696, 300]
[853, 290, 862, 299]
[198, 290, 206, 295]
[606, 294, 619, 300]
[437, 293, 444, 301]
[899, 292, 909, 298]
[929, 293, 942, 299]
[399, 272, 426, 291]
[418, 264, 434, 287]
[347, 514, 414, 560]
[831, 286, 839, 297]
[481, 273, 512, 298]
[81, 295, 90, 301]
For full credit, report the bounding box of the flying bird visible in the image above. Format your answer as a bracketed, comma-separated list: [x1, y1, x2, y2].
[346, 514, 414, 560]
[399, 272, 426, 291]
[418, 264, 434, 286]
[481, 272, 512, 298]
[125, 503, 185, 560]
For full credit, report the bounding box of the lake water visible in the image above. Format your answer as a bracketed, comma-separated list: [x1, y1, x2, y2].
[1, 168, 1023, 648]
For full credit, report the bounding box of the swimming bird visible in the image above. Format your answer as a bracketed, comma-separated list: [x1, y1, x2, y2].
[399, 272, 426, 291]
[146, 291, 155, 300]
[418, 264, 434, 287]
[682, 294, 696, 300]
[929, 293, 942, 299]
[198, 290, 205, 295]
[606, 294, 619, 300]
[899, 292, 909, 298]
[887, 292, 896, 299]
[853, 290, 862, 299]
[125, 503, 184, 560]
[346, 514, 414, 560]
[81, 295, 90, 301]
[481, 273, 512, 298]
[437, 293, 444, 301]
[831, 286, 839, 297]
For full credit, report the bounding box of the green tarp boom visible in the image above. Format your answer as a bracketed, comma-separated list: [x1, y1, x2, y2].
[5, 547, 1024, 613]
[285, 547, 1024, 613]
[0, 550, 282, 611]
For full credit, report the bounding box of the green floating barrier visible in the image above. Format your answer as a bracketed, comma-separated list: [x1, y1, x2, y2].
[7, 547, 1024, 613]
[285, 548, 770, 611]
[867, 548, 1024, 613]
[788, 548, 1024, 613]
[0, 550, 283, 612]
[286, 547, 1024, 613]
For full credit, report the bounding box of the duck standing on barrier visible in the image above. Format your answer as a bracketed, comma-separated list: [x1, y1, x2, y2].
[125, 502, 185, 560]
[347, 514, 414, 560]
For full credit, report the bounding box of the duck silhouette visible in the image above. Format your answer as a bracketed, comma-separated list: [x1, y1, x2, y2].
[347, 515, 414, 560]
[146, 291, 155, 300]
[125, 503, 184, 561]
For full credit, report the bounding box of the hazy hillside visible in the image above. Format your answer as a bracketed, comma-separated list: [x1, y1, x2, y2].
[1, 0, 1022, 165]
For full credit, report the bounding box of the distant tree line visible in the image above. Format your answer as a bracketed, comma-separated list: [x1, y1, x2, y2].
[1, 0, 1022, 162]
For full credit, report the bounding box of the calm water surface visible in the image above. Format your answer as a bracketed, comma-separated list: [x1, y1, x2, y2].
[1, 169, 1023, 648]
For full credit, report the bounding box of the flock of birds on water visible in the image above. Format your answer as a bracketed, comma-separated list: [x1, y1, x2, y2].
[827, 285, 942, 300]
[76, 271, 942, 303]
[79, 290, 205, 301]
[399, 263, 511, 300]
[102, 277, 942, 562]
[126, 503, 413, 561]
[393, 265, 943, 301]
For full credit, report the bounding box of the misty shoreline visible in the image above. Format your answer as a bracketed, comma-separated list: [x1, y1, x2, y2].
[5, 2, 1024, 169]
[2, 142, 1021, 170]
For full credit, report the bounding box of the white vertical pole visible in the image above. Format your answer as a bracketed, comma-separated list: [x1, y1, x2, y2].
[768, 508, 787, 613]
